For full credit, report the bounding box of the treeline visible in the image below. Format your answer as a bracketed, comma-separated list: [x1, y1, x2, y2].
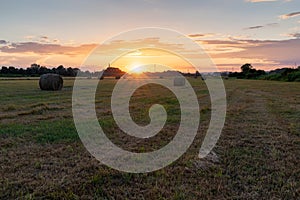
[229, 63, 300, 82]
[1, 63, 300, 82]
[0, 64, 94, 77]
[261, 67, 300, 82]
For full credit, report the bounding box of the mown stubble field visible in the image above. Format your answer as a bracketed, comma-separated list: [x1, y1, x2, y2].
[0, 78, 299, 199]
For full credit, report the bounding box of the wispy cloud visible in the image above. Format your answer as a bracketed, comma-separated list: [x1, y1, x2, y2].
[196, 37, 300, 69]
[279, 11, 300, 19]
[288, 33, 300, 38]
[40, 36, 48, 40]
[24, 35, 35, 40]
[266, 23, 279, 26]
[244, 23, 278, 30]
[245, 25, 264, 30]
[188, 33, 215, 38]
[0, 40, 8, 45]
[24, 35, 60, 44]
[0, 42, 97, 56]
[0, 41, 97, 67]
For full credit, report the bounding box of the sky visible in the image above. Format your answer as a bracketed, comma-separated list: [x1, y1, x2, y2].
[0, 0, 300, 72]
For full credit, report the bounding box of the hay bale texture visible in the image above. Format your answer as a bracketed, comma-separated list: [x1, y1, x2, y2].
[173, 77, 186, 86]
[39, 73, 63, 91]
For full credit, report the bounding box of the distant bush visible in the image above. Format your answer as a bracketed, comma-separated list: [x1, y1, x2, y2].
[230, 64, 300, 82]
[0, 73, 25, 77]
[0, 64, 83, 77]
[229, 64, 266, 80]
[261, 73, 282, 81]
[261, 68, 300, 82]
[287, 71, 300, 82]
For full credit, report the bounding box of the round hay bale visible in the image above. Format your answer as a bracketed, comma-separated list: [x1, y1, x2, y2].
[173, 77, 185, 86]
[39, 73, 63, 91]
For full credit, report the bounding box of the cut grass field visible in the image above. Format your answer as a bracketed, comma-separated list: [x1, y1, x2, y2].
[0, 78, 299, 199]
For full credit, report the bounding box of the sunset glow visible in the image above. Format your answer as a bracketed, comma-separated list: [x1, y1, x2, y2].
[111, 48, 195, 73]
[130, 66, 144, 74]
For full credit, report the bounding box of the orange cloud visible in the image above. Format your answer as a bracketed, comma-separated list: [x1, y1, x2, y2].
[279, 11, 300, 19]
[198, 38, 300, 70]
[0, 42, 97, 56]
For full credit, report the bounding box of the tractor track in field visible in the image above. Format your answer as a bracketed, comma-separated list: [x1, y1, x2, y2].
[218, 84, 300, 199]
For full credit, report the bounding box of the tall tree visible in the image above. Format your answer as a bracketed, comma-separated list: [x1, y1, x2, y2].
[241, 63, 253, 74]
